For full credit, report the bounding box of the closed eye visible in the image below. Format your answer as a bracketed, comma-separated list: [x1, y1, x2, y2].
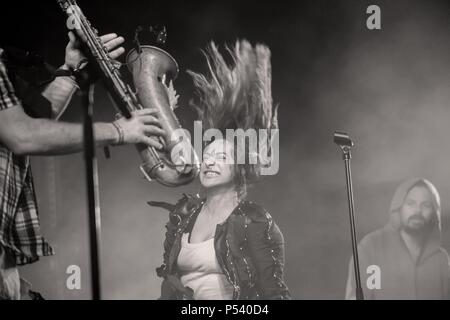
[422, 202, 432, 209]
[406, 200, 416, 206]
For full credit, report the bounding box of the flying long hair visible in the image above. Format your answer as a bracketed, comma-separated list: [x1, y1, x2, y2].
[187, 40, 278, 198]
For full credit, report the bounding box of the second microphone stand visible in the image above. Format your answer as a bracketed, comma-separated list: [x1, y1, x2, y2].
[334, 132, 364, 300]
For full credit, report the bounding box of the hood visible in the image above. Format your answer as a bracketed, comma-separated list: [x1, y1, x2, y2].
[388, 178, 443, 264]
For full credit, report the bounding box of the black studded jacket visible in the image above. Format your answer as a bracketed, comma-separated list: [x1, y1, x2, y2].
[150, 194, 291, 300]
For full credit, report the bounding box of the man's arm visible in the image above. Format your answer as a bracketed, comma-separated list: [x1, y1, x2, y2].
[0, 103, 164, 156]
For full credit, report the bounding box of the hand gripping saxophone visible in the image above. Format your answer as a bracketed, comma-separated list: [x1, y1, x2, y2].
[57, 0, 200, 187]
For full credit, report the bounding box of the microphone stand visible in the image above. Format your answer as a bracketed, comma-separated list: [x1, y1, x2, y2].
[333, 131, 364, 300]
[81, 83, 102, 300]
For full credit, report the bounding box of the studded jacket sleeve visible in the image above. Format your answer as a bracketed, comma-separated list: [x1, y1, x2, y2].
[244, 205, 291, 299]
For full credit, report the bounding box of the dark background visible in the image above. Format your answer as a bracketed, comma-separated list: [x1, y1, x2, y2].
[1, 0, 449, 299]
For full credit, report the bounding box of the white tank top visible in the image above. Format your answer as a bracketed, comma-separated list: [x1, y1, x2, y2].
[177, 233, 234, 300]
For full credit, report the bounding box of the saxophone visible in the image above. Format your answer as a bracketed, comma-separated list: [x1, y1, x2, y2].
[57, 0, 200, 187]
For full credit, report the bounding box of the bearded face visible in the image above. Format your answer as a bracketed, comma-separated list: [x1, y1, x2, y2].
[399, 185, 435, 235]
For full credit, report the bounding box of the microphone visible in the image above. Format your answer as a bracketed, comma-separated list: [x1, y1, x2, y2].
[133, 25, 167, 55]
[155, 26, 167, 45]
[333, 131, 354, 148]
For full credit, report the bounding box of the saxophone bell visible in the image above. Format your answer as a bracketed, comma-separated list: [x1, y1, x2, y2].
[127, 46, 200, 186]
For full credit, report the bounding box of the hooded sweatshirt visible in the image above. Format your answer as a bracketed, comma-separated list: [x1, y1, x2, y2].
[345, 178, 450, 299]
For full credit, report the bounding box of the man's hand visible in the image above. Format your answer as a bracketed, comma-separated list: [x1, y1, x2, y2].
[113, 109, 165, 150]
[63, 31, 125, 71]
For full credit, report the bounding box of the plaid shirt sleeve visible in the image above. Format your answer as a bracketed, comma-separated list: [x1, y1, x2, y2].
[0, 48, 55, 265]
[0, 48, 20, 110]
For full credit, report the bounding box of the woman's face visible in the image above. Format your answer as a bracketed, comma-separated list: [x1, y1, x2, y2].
[200, 139, 235, 189]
